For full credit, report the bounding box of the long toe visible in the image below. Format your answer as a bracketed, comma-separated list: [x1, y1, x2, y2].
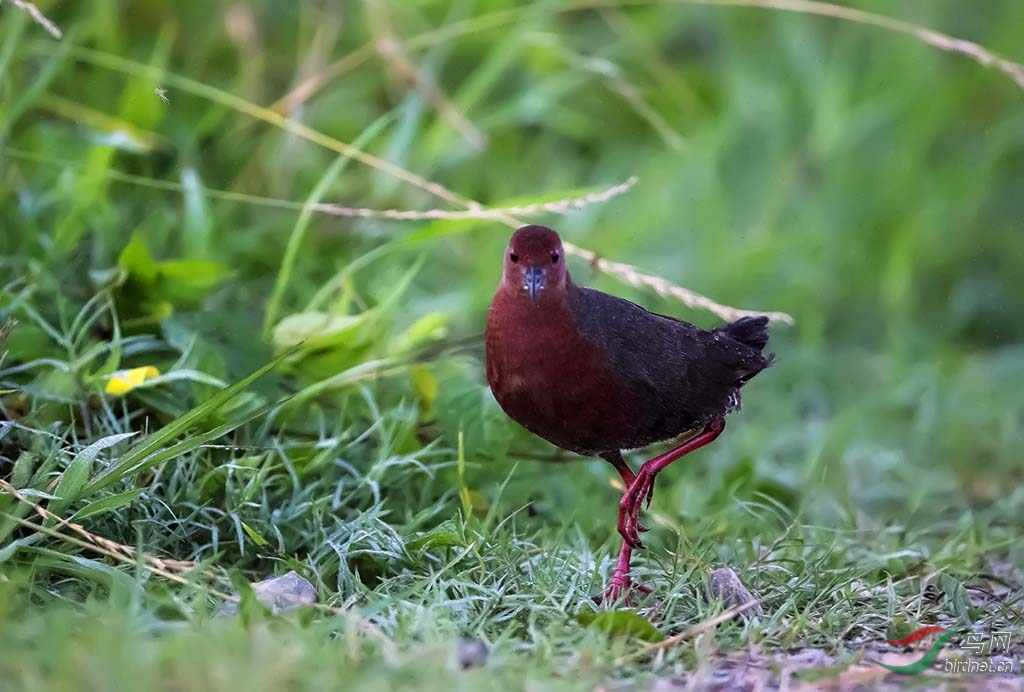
[644, 476, 656, 508]
[623, 513, 644, 549]
[616, 518, 638, 548]
[617, 500, 639, 546]
[593, 582, 653, 607]
[619, 488, 640, 516]
[594, 584, 623, 606]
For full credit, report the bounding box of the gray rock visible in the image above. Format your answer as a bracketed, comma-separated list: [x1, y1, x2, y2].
[707, 567, 763, 617]
[218, 569, 317, 616]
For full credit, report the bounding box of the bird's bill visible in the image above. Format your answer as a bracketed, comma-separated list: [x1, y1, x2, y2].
[523, 265, 546, 303]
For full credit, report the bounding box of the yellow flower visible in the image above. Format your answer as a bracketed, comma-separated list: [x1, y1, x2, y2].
[104, 366, 161, 396]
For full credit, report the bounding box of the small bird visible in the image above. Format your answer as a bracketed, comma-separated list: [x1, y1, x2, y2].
[485, 225, 773, 603]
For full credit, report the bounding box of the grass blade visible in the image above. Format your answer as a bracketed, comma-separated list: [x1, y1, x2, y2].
[83, 352, 292, 494]
[50, 432, 138, 516]
[70, 489, 145, 521]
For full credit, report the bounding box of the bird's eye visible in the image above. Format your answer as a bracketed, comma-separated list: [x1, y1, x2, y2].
[509, 252, 519, 263]
[551, 252, 559, 264]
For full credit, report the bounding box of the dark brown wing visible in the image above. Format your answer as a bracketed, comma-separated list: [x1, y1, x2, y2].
[567, 286, 771, 447]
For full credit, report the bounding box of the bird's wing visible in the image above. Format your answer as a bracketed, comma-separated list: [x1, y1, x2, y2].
[567, 287, 757, 403]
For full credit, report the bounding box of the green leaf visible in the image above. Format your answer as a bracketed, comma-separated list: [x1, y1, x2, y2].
[0, 537, 31, 563]
[156, 259, 231, 303]
[390, 312, 448, 355]
[50, 432, 138, 516]
[276, 358, 396, 413]
[181, 168, 212, 258]
[272, 311, 371, 352]
[457, 429, 474, 518]
[576, 610, 665, 642]
[409, 365, 439, 414]
[95, 298, 123, 378]
[10, 451, 35, 488]
[940, 573, 974, 624]
[885, 616, 914, 643]
[406, 530, 465, 551]
[70, 489, 145, 521]
[118, 233, 157, 284]
[25, 550, 135, 592]
[91, 405, 278, 496]
[240, 521, 269, 547]
[114, 235, 228, 316]
[36, 93, 169, 153]
[10, 489, 59, 501]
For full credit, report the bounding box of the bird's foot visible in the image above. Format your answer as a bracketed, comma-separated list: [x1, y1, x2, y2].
[617, 469, 656, 549]
[592, 576, 652, 607]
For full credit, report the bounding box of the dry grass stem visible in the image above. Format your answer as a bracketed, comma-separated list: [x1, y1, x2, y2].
[312, 177, 638, 219]
[269, 45, 377, 114]
[566, 244, 795, 324]
[648, 598, 762, 650]
[0, 478, 196, 575]
[368, 2, 487, 151]
[659, 0, 1024, 92]
[613, 599, 761, 665]
[6, 0, 62, 39]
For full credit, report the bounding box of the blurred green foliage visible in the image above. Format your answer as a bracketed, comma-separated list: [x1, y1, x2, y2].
[0, 0, 1021, 688]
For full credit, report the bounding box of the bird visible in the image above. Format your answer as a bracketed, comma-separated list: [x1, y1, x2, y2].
[485, 225, 773, 603]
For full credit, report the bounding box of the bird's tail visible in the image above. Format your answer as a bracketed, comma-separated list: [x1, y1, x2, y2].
[716, 315, 770, 352]
[714, 316, 774, 387]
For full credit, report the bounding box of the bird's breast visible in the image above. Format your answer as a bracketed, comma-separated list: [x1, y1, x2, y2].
[485, 294, 637, 454]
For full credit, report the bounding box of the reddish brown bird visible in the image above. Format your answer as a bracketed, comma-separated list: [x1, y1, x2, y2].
[485, 225, 773, 603]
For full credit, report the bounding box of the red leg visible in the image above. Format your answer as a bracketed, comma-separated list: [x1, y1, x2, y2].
[618, 419, 725, 549]
[600, 449, 648, 539]
[595, 540, 652, 605]
[594, 452, 650, 604]
[601, 450, 635, 487]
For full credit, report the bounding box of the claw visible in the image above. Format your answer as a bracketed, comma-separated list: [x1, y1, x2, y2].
[619, 524, 641, 549]
[617, 473, 655, 550]
[626, 517, 644, 549]
[594, 579, 652, 606]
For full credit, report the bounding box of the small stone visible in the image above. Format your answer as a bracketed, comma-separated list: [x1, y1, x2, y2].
[454, 638, 489, 670]
[218, 570, 317, 616]
[846, 579, 874, 599]
[707, 567, 763, 617]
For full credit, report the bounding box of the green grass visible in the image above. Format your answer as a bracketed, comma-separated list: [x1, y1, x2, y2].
[1, 1, 1023, 689]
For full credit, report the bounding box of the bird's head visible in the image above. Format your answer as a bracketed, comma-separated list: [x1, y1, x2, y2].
[501, 225, 570, 305]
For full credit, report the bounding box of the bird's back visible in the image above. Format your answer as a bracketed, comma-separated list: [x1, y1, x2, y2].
[567, 287, 772, 449]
